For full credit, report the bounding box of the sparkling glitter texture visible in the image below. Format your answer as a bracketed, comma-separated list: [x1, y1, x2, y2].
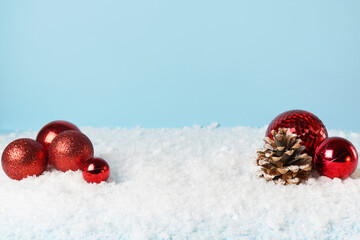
[314, 137, 358, 179]
[82, 157, 110, 183]
[266, 110, 328, 158]
[36, 120, 80, 154]
[49, 130, 94, 172]
[1, 138, 47, 180]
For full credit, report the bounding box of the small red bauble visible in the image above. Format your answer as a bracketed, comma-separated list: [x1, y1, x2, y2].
[1, 138, 47, 180]
[314, 137, 358, 179]
[49, 130, 94, 172]
[266, 110, 328, 157]
[82, 157, 110, 183]
[36, 120, 80, 154]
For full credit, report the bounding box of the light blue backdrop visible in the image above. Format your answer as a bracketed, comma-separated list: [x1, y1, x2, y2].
[1, 1, 359, 131]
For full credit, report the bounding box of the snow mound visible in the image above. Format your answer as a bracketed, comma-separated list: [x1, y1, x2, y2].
[0, 126, 360, 239]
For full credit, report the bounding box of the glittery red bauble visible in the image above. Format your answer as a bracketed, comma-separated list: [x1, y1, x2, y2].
[82, 157, 110, 183]
[314, 137, 358, 179]
[1, 138, 47, 180]
[49, 130, 94, 172]
[266, 110, 328, 157]
[36, 120, 80, 154]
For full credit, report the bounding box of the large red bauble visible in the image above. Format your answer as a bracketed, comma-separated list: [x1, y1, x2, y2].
[49, 130, 94, 172]
[82, 157, 110, 183]
[314, 137, 358, 179]
[1, 138, 47, 180]
[266, 110, 328, 157]
[36, 120, 80, 154]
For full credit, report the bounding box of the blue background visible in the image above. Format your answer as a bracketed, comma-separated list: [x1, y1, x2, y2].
[1, 1, 359, 131]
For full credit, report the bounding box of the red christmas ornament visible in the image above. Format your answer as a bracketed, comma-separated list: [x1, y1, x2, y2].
[314, 137, 358, 179]
[49, 130, 94, 172]
[1, 138, 47, 180]
[266, 110, 328, 157]
[36, 120, 80, 155]
[82, 157, 110, 183]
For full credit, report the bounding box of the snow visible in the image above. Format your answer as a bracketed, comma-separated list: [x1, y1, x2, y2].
[0, 125, 360, 240]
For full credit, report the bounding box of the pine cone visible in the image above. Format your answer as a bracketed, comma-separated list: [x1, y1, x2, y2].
[256, 128, 312, 185]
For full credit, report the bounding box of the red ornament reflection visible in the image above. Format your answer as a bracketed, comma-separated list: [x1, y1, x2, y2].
[36, 120, 80, 153]
[314, 137, 358, 179]
[266, 110, 328, 158]
[82, 157, 110, 184]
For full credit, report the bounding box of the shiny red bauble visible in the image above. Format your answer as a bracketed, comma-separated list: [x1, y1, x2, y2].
[266, 110, 328, 157]
[82, 157, 110, 183]
[1, 138, 47, 180]
[49, 130, 94, 172]
[314, 137, 358, 179]
[36, 120, 80, 154]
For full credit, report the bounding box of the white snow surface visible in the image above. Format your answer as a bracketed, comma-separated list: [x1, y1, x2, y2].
[1, 125, 360, 240]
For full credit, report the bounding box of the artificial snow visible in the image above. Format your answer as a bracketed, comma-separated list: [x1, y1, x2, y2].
[0, 125, 360, 240]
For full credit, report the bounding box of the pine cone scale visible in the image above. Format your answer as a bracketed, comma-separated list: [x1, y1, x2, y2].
[256, 128, 312, 185]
